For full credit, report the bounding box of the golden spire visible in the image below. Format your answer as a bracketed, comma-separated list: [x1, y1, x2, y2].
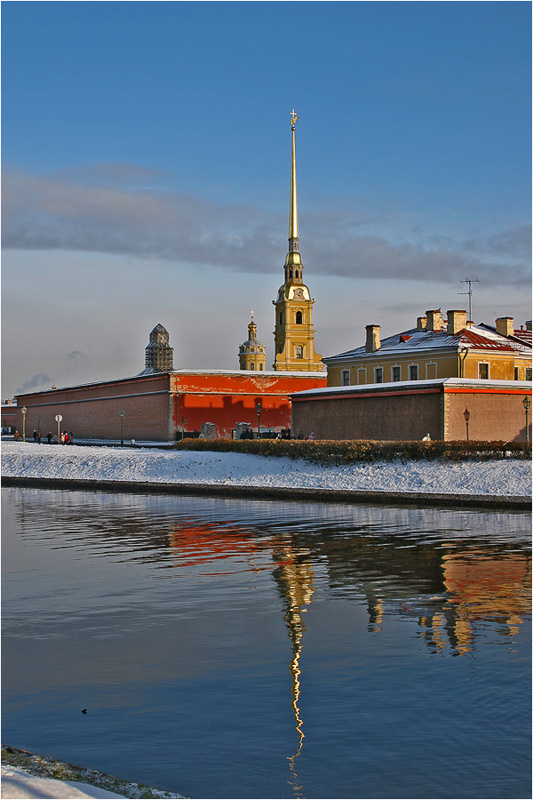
[290, 109, 299, 242]
[284, 109, 303, 281]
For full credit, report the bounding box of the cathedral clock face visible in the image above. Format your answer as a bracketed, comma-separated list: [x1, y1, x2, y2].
[295, 289, 303, 298]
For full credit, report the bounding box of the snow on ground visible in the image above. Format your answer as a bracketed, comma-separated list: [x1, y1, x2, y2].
[1, 765, 128, 799]
[1, 441, 531, 496]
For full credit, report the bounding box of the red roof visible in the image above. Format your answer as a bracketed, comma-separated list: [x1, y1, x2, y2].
[512, 329, 532, 346]
[460, 329, 516, 351]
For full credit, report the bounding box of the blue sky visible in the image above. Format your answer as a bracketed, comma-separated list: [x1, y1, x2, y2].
[2, 1, 531, 399]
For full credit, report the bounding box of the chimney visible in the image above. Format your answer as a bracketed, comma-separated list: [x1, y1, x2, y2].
[426, 309, 443, 332]
[526, 320, 532, 331]
[495, 317, 514, 337]
[365, 325, 381, 353]
[417, 316, 427, 331]
[447, 310, 467, 336]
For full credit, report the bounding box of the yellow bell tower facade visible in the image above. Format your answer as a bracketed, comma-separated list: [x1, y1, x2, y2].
[273, 111, 323, 372]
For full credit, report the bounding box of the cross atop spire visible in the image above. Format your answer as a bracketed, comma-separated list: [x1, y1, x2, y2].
[290, 109, 300, 129]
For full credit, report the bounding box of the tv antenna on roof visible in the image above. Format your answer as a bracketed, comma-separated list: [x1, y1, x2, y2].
[458, 277, 480, 322]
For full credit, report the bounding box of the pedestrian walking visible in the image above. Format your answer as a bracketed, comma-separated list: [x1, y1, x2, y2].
[14, 430, 19, 441]
[47, 432, 52, 444]
[33, 429, 37, 442]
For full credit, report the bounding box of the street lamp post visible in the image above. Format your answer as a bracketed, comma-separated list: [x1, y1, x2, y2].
[55, 414, 62, 443]
[523, 396, 531, 443]
[463, 408, 470, 442]
[37, 414, 41, 443]
[119, 410, 125, 446]
[180, 417, 188, 441]
[21, 406, 27, 442]
[256, 401, 263, 440]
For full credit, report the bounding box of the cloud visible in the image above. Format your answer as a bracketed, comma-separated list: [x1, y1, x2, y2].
[66, 350, 87, 361]
[2, 167, 530, 287]
[15, 372, 52, 395]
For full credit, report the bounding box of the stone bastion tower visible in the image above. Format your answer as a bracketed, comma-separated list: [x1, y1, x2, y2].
[144, 323, 174, 372]
[272, 110, 323, 372]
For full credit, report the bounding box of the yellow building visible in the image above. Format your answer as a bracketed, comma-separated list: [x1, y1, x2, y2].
[238, 312, 267, 371]
[325, 309, 532, 387]
[273, 111, 323, 373]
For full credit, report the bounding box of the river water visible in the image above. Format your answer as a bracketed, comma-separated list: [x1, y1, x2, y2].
[2, 487, 531, 799]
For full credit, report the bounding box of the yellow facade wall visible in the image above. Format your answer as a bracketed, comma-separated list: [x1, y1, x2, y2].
[328, 349, 531, 387]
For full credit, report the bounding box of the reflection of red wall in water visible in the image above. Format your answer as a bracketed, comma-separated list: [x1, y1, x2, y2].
[443, 551, 531, 620]
[170, 371, 326, 438]
[169, 522, 265, 571]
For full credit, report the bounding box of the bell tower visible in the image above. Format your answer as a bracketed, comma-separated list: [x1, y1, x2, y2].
[239, 311, 266, 371]
[273, 110, 323, 372]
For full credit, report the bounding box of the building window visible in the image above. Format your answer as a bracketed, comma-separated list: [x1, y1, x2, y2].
[250, 362, 255, 370]
[341, 370, 350, 386]
[515, 367, 520, 380]
[409, 364, 418, 381]
[392, 366, 401, 382]
[296, 311, 303, 324]
[240, 363, 245, 370]
[259, 364, 264, 371]
[279, 313, 283, 325]
[289, 270, 293, 279]
[526, 368, 532, 381]
[479, 363, 489, 380]
[296, 345, 304, 359]
[375, 367, 383, 383]
[295, 271, 299, 279]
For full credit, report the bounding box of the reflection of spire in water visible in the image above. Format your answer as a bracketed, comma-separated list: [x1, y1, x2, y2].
[272, 542, 315, 798]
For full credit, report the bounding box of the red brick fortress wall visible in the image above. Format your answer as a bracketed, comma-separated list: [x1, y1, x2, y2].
[15, 374, 172, 442]
[291, 386, 442, 441]
[291, 380, 532, 442]
[170, 371, 327, 439]
[444, 386, 532, 442]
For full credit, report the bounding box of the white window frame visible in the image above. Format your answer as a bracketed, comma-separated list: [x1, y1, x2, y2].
[341, 370, 350, 386]
[426, 362, 438, 379]
[408, 364, 419, 381]
[374, 366, 384, 384]
[478, 362, 490, 380]
[391, 365, 401, 382]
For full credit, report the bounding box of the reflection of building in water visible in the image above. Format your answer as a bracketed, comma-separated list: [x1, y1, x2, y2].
[167, 519, 315, 796]
[439, 550, 531, 655]
[271, 539, 315, 797]
[305, 531, 530, 657]
[402, 550, 531, 656]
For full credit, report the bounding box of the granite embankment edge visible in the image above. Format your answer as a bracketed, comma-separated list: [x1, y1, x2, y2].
[2, 475, 531, 510]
